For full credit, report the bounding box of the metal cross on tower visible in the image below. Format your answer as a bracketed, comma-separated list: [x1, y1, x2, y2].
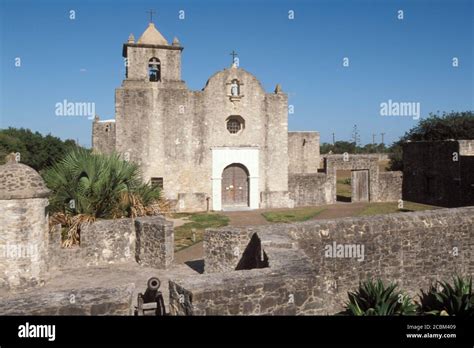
[230, 50, 238, 64]
[147, 9, 156, 23]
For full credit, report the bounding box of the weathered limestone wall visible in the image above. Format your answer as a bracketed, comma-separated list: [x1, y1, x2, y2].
[377, 171, 402, 202]
[0, 198, 49, 290]
[170, 207, 474, 315]
[171, 228, 320, 315]
[81, 219, 135, 265]
[0, 284, 134, 315]
[288, 132, 320, 173]
[0, 161, 51, 291]
[169, 268, 319, 315]
[288, 173, 334, 206]
[49, 216, 173, 270]
[403, 140, 474, 207]
[135, 216, 174, 268]
[92, 118, 116, 155]
[203, 227, 254, 273]
[458, 140, 474, 156]
[288, 155, 399, 206]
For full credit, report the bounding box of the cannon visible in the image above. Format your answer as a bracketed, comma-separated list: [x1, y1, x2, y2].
[135, 277, 166, 316]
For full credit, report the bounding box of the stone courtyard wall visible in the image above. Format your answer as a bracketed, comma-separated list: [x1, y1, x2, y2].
[288, 173, 335, 206]
[403, 140, 474, 207]
[377, 171, 402, 202]
[288, 155, 401, 206]
[0, 284, 134, 315]
[49, 216, 173, 270]
[170, 207, 474, 315]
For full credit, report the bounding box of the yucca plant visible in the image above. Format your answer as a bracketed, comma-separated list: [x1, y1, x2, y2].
[417, 276, 474, 316]
[341, 279, 417, 316]
[43, 148, 161, 246]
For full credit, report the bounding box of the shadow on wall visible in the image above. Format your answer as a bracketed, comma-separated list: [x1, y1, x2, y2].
[235, 233, 269, 270]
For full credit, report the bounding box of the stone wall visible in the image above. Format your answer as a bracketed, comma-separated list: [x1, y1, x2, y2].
[170, 207, 474, 315]
[377, 171, 402, 202]
[403, 140, 474, 207]
[0, 198, 49, 290]
[92, 118, 116, 155]
[170, 227, 320, 315]
[288, 155, 400, 206]
[0, 284, 134, 315]
[288, 132, 320, 173]
[288, 173, 334, 206]
[49, 216, 173, 270]
[259, 191, 294, 209]
[135, 216, 174, 268]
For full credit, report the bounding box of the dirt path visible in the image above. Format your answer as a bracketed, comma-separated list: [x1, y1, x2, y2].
[223, 210, 270, 226]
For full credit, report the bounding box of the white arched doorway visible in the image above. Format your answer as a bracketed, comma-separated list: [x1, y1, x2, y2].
[211, 147, 259, 211]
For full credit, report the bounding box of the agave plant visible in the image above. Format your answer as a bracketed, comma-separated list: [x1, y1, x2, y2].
[43, 149, 161, 246]
[417, 276, 474, 316]
[341, 279, 417, 316]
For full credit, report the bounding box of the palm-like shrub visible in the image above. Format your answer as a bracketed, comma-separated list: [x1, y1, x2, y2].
[43, 149, 161, 246]
[417, 276, 474, 316]
[341, 279, 417, 316]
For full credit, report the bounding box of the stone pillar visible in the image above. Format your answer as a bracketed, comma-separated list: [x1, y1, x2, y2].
[0, 156, 51, 290]
[134, 215, 174, 269]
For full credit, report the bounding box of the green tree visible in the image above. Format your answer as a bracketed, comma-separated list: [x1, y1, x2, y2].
[0, 127, 79, 171]
[388, 111, 474, 170]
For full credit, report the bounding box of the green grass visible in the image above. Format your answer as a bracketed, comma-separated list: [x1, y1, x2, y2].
[357, 201, 438, 216]
[174, 213, 229, 251]
[337, 178, 352, 199]
[262, 207, 326, 223]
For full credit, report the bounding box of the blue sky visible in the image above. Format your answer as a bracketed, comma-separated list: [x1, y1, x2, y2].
[0, 0, 472, 147]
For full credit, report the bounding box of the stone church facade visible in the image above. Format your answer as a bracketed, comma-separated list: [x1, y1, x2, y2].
[93, 22, 321, 212]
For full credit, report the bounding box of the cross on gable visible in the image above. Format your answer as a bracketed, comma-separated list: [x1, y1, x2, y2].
[146, 9, 156, 23]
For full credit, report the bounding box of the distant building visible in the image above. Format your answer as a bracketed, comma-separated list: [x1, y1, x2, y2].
[403, 140, 474, 207]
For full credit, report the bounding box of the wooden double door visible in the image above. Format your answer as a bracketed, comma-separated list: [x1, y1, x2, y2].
[222, 164, 249, 206]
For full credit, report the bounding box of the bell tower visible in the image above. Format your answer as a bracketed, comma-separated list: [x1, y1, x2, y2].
[123, 22, 183, 83]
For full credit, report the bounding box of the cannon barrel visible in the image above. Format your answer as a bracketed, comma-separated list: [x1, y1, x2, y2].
[143, 277, 161, 303]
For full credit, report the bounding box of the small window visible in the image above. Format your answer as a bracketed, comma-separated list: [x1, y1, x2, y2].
[226, 116, 245, 134]
[151, 177, 163, 189]
[148, 57, 161, 82]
